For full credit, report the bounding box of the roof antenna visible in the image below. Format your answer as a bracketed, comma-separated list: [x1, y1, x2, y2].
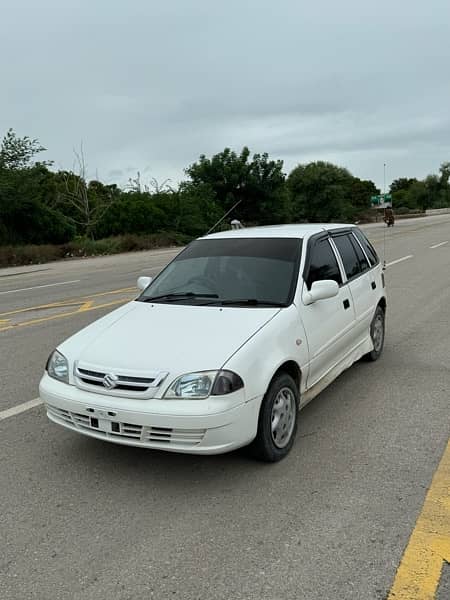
[382, 162, 387, 271]
[205, 199, 243, 236]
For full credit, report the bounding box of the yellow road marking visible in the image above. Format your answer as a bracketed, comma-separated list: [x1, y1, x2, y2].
[0, 299, 86, 317]
[76, 286, 135, 298]
[387, 439, 450, 599]
[0, 298, 132, 332]
[0, 287, 135, 318]
[77, 300, 94, 312]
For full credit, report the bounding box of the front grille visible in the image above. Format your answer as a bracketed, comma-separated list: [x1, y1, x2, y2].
[77, 367, 155, 390]
[47, 404, 205, 447]
[74, 362, 168, 399]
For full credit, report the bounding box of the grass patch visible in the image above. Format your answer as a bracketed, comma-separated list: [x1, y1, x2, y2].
[0, 232, 191, 268]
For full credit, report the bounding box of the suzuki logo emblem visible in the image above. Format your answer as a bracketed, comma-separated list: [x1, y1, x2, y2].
[103, 373, 119, 389]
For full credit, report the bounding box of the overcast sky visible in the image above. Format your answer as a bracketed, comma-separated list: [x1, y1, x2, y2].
[1, 0, 449, 190]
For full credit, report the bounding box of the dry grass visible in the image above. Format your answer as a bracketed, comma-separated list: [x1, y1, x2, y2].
[0, 233, 190, 267]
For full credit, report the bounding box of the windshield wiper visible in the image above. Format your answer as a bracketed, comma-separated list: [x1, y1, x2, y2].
[139, 292, 218, 303]
[201, 298, 285, 307]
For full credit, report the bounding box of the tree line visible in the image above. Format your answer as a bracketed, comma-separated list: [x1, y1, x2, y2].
[0, 128, 449, 248]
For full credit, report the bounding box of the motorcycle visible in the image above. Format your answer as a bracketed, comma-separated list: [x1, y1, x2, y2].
[384, 213, 395, 227]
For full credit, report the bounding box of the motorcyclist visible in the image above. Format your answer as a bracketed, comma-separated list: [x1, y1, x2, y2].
[384, 206, 394, 226]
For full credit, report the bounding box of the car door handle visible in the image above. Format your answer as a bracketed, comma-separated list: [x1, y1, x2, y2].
[343, 299, 350, 309]
[371, 281, 376, 290]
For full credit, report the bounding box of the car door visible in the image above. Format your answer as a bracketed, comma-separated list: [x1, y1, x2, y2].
[331, 232, 376, 343]
[299, 234, 356, 389]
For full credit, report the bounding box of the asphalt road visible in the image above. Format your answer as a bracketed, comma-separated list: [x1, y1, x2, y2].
[1, 216, 449, 600]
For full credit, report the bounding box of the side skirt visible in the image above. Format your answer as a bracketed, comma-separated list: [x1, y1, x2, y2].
[299, 336, 372, 410]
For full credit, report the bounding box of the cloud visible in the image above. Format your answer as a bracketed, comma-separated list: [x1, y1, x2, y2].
[1, 0, 449, 189]
[107, 169, 124, 178]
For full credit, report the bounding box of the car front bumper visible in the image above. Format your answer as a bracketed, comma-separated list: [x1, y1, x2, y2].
[39, 374, 261, 455]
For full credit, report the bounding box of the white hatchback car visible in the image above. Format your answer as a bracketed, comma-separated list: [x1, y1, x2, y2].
[40, 224, 386, 461]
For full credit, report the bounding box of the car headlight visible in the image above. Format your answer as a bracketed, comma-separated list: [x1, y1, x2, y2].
[164, 370, 244, 399]
[46, 350, 69, 384]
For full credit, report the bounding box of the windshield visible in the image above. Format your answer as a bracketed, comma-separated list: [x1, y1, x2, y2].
[139, 237, 302, 306]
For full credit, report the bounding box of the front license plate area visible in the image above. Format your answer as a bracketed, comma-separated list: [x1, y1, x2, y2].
[90, 417, 113, 433]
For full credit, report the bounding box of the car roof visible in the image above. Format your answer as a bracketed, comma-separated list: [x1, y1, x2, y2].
[202, 223, 356, 240]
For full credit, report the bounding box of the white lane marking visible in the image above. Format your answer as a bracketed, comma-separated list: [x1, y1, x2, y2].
[430, 241, 448, 249]
[0, 398, 43, 422]
[0, 280, 80, 295]
[386, 255, 414, 267]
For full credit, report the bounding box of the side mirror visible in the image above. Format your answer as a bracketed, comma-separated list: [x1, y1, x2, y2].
[303, 280, 339, 305]
[137, 276, 152, 291]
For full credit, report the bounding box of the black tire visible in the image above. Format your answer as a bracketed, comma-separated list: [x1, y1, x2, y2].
[249, 373, 299, 462]
[364, 305, 385, 362]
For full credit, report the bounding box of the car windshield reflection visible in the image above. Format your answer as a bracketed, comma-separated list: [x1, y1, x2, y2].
[138, 237, 302, 307]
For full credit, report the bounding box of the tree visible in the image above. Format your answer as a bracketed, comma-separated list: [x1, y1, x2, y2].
[349, 178, 379, 211]
[3, 124, 449, 251]
[0, 164, 75, 245]
[390, 178, 420, 210]
[96, 183, 221, 239]
[438, 162, 450, 207]
[245, 152, 290, 224]
[405, 181, 429, 211]
[391, 165, 450, 211]
[0, 128, 50, 170]
[439, 162, 450, 188]
[391, 188, 418, 210]
[96, 189, 167, 238]
[390, 178, 418, 194]
[125, 171, 173, 194]
[174, 182, 222, 235]
[287, 161, 356, 222]
[58, 148, 118, 238]
[185, 147, 288, 224]
[423, 175, 441, 208]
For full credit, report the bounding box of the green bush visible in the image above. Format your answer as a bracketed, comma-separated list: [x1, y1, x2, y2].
[64, 237, 122, 257]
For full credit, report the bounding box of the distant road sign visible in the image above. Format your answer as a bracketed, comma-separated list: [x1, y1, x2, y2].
[371, 193, 392, 206]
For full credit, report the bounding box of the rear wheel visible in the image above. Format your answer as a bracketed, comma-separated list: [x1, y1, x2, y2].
[249, 373, 299, 462]
[364, 305, 385, 361]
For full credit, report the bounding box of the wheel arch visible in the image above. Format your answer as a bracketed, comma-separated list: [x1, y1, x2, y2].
[378, 296, 387, 313]
[269, 360, 302, 396]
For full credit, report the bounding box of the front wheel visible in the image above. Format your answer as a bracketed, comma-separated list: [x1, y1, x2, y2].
[364, 305, 385, 361]
[249, 373, 299, 462]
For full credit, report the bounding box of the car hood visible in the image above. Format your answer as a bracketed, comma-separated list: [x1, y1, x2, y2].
[60, 300, 281, 375]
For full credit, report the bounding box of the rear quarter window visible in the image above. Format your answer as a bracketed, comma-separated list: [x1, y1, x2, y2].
[332, 234, 361, 280]
[349, 235, 370, 272]
[353, 229, 379, 266]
